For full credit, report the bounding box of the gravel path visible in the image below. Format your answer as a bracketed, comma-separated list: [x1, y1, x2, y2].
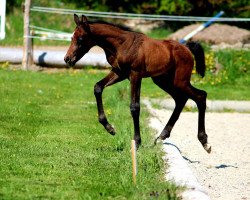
[144, 99, 250, 200]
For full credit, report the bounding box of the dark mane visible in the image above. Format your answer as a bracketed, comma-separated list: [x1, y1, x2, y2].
[89, 20, 134, 32]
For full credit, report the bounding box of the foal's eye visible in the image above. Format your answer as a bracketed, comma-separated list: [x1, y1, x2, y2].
[78, 37, 83, 43]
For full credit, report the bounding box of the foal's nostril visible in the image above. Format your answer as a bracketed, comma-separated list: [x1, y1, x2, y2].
[64, 56, 70, 63]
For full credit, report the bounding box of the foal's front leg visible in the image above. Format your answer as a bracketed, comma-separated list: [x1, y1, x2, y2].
[94, 70, 125, 135]
[129, 72, 142, 149]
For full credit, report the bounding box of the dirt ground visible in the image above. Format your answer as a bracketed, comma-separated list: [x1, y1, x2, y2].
[146, 100, 250, 200]
[168, 23, 250, 45]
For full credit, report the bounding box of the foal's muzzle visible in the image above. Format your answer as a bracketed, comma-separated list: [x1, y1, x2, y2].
[64, 56, 76, 67]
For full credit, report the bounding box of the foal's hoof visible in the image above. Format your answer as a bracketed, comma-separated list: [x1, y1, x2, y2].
[154, 130, 170, 145]
[106, 124, 116, 135]
[159, 130, 170, 140]
[135, 142, 140, 150]
[134, 138, 141, 150]
[203, 143, 212, 154]
[154, 137, 160, 145]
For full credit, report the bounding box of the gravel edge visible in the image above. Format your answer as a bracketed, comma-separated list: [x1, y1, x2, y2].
[143, 99, 210, 200]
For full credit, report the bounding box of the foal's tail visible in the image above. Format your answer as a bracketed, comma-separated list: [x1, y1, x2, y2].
[186, 41, 206, 78]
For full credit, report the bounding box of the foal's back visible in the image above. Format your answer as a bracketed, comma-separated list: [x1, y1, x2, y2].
[132, 35, 193, 78]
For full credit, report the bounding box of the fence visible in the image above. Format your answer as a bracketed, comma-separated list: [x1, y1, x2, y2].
[31, 6, 250, 22]
[22, 0, 250, 69]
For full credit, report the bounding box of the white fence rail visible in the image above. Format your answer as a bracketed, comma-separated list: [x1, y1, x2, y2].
[28, 6, 250, 43]
[31, 6, 250, 22]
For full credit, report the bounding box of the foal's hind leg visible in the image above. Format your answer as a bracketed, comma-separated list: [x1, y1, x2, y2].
[94, 70, 126, 135]
[175, 81, 211, 153]
[190, 85, 211, 153]
[152, 75, 188, 144]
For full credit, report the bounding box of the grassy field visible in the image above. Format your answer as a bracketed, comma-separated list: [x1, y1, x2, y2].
[0, 67, 179, 199]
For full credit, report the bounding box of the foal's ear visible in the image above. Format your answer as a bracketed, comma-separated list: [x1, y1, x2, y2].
[81, 15, 91, 33]
[81, 15, 88, 23]
[74, 14, 80, 26]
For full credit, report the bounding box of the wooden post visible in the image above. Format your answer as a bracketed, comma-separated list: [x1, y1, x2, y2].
[131, 140, 137, 184]
[22, 0, 33, 70]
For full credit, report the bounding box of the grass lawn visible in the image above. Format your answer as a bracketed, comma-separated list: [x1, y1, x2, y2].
[0, 68, 178, 199]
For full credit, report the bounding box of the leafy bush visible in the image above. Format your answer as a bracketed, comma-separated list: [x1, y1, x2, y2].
[191, 49, 250, 87]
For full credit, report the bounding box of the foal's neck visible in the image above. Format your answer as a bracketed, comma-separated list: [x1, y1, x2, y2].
[89, 23, 128, 53]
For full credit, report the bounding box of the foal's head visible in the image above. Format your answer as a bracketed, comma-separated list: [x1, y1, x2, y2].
[64, 14, 95, 66]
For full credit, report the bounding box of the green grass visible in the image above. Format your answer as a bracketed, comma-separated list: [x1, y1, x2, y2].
[147, 28, 172, 39]
[193, 49, 250, 100]
[0, 68, 178, 199]
[2, 9, 24, 46]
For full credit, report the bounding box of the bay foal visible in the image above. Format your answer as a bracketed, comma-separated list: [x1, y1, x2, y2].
[64, 14, 211, 153]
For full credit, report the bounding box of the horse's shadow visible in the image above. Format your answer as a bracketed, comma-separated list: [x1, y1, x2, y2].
[215, 164, 238, 169]
[163, 142, 200, 164]
[162, 142, 238, 169]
